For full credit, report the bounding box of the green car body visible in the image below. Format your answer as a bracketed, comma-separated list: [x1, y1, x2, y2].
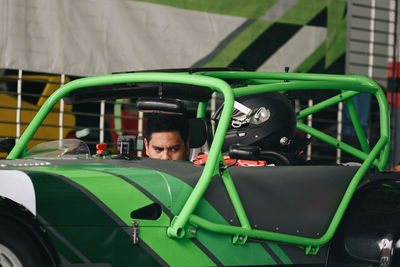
[0, 70, 399, 266]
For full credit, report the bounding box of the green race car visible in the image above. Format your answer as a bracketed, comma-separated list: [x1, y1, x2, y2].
[0, 70, 399, 267]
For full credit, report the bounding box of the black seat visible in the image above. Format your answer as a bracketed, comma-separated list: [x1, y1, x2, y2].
[188, 118, 212, 160]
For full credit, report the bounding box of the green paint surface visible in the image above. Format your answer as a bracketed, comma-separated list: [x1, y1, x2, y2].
[26, 170, 161, 267]
[32, 167, 215, 267]
[132, 0, 278, 18]
[278, 0, 326, 25]
[326, 0, 346, 68]
[203, 20, 273, 68]
[73, 164, 278, 266]
[267, 242, 293, 264]
[47, 231, 84, 264]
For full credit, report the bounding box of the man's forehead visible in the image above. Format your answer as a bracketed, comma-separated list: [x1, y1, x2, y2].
[149, 131, 184, 145]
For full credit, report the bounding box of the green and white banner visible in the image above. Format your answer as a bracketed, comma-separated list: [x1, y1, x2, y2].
[0, 0, 345, 76]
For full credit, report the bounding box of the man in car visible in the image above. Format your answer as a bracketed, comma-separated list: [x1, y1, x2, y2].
[144, 114, 189, 161]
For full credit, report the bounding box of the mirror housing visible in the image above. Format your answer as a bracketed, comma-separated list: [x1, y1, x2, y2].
[117, 136, 144, 154]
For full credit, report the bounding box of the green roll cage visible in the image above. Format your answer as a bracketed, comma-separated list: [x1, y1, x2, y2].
[7, 71, 390, 254]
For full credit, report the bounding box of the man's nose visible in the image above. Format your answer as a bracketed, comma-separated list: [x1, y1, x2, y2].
[160, 150, 171, 160]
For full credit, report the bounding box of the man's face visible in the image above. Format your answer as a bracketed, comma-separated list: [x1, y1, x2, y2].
[144, 131, 189, 161]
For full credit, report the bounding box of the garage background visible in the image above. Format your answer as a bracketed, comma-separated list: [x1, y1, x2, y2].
[0, 0, 398, 166]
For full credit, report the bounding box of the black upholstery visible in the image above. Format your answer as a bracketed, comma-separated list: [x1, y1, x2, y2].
[188, 118, 212, 148]
[205, 165, 358, 238]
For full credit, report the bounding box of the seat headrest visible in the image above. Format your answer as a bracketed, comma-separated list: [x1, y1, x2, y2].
[189, 118, 211, 148]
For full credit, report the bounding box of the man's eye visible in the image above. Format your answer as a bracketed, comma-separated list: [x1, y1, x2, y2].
[171, 147, 179, 152]
[155, 147, 163, 152]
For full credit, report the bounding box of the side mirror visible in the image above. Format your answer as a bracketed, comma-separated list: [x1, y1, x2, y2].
[0, 138, 15, 154]
[228, 144, 260, 161]
[117, 136, 144, 155]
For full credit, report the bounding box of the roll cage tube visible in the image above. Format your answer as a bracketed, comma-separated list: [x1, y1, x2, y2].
[202, 71, 389, 170]
[7, 72, 390, 254]
[7, 72, 233, 160]
[234, 82, 388, 169]
[178, 72, 388, 253]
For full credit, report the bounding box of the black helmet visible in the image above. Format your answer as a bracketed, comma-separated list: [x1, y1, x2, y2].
[219, 92, 297, 151]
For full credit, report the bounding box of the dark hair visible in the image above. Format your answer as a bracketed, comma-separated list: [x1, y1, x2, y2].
[145, 114, 189, 142]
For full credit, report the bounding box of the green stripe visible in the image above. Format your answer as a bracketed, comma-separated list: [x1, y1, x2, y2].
[278, 0, 326, 25]
[74, 164, 278, 266]
[202, 20, 273, 68]
[192, 19, 256, 68]
[25, 170, 161, 267]
[326, 0, 346, 68]
[294, 41, 326, 73]
[267, 242, 293, 264]
[34, 167, 215, 267]
[131, 0, 278, 19]
[229, 22, 302, 70]
[113, 99, 123, 136]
